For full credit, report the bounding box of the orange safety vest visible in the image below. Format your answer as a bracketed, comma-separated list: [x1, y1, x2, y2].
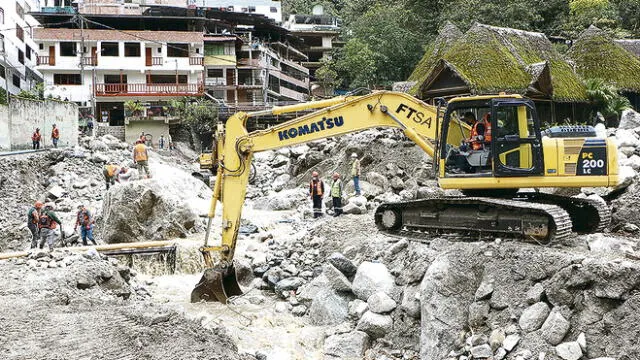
[52, 128, 59, 139]
[133, 143, 148, 161]
[310, 180, 324, 196]
[32, 132, 41, 141]
[470, 117, 492, 150]
[105, 164, 120, 177]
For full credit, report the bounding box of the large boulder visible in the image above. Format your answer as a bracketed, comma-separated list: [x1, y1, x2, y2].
[323, 331, 370, 359]
[101, 163, 209, 243]
[352, 261, 395, 301]
[308, 288, 351, 325]
[619, 109, 640, 130]
[356, 311, 393, 339]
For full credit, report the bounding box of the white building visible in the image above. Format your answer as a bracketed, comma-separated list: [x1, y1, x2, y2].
[0, 0, 43, 96]
[34, 28, 205, 143]
[196, 0, 282, 23]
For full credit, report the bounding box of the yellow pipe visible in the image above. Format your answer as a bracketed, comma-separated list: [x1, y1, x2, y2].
[0, 240, 182, 260]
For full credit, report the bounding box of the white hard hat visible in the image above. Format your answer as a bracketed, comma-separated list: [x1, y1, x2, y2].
[44, 202, 55, 209]
[351, 153, 358, 158]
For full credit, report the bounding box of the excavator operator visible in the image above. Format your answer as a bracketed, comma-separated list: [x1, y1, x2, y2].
[463, 113, 491, 151]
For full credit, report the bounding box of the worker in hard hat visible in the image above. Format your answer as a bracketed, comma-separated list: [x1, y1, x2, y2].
[330, 172, 343, 216]
[350, 153, 361, 196]
[27, 201, 44, 248]
[309, 171, 325, 218]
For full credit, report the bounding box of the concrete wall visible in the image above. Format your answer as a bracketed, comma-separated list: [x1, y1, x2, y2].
[0, 98, 78, 150]
[125, 120, 170, 147]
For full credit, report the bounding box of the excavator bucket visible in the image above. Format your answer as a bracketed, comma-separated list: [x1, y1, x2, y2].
[190, 265, 243, 303]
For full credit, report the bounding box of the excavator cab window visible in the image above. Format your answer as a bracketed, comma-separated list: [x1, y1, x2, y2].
[441, 103, 493, 176]
[491, 99, 544, 177]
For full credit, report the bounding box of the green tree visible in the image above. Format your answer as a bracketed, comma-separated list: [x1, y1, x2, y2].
[611, 0, 640, 35]
[315, 63, 340, 96]
[585, 78, 631, 125]
[569, 0, 618, 30]
[332, 39, 378, 88]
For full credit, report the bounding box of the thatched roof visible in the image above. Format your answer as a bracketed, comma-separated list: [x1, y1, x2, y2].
[407, 22, 463, 94]
[615, 39, 640, 58]
[568, 26, 640, 92]
[411, 23, 588, 102]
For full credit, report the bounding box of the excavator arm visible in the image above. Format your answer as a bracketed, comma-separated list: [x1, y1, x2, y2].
[191, 91, 467, 303]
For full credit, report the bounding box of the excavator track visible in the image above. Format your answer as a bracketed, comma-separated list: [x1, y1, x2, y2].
[512, 192, 611, 233]
[375, 197, 573, 244]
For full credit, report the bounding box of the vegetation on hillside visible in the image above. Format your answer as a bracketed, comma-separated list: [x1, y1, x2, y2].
[284, 0, 640, 90]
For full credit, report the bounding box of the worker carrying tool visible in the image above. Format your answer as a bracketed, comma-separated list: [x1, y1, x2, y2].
[27, 201, 43, 249]
[38, 203, 62, 251]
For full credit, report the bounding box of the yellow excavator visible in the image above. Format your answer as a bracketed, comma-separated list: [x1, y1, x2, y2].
[191, 91, 618, 303]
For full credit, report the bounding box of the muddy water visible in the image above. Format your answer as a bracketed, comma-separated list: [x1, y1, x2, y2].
[138, 206, 329, 359]
[144, 273, 326, 359]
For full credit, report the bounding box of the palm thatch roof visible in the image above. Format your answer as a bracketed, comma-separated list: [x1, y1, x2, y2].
[411, 23, 588, 102]
[568, 26, 640, 92]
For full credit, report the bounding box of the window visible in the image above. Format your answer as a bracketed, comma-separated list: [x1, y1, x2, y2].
[104, 74, 126, 84]
[124, 42, 140, 57]
[167, 43, 188, 57]
[205, 43, 234, 56]
[60, 42, 76, 56]
[16, 27, 24, 42]
[207, 69, 223, 77]
[270, 7, 277, 13]
[18, 50, 24, 64]
[25, 45, 31, 60]
[54, 73, 82, 85]
[101, 42, 119, 56]
[149, 74, 187, 83]
[0, 8, 4, 24]
[39, 43, 43, 50]
[13, 74, 20, 87]
[16, 2, 24, 19]
[248, 6, 256, 12]
[0, 64, 5, 79]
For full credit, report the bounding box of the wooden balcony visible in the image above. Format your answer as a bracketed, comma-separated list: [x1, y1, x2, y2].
[37, 56, 54, 66]
[189, 56, 204, 65]
[95, 83, 204, 97]
[81, 56, 97, 66]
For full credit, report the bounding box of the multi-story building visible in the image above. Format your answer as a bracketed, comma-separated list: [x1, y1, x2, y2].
[203, 31, 309, 111]
[0, 0, 43, 96]
[283, 8, 341, 96]
[196, 0, 282, 23]
[33, 28, 204, 142]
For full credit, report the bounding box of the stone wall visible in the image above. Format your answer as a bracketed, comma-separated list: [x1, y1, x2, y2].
[0, 98, 78, 150]
[125, 120, 170, 148]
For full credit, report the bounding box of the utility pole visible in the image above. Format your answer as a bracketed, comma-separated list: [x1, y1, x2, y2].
[1, 34, 9, 105]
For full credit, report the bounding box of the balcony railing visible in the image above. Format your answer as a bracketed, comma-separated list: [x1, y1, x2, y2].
[95, 83, 204, 97]
[81, 56, 97, 66]
[237, 58, 260, 67]
[151, 57, 163, 66]
[37, 56, 54, 66]
[189, 56, 204, 65]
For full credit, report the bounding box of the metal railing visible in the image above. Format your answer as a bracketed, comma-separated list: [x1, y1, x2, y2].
[81, 56, 97, 66]
[189, 56, 204, 65]
[95, 83, 204, 96]
[37, 56, 54, 66]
